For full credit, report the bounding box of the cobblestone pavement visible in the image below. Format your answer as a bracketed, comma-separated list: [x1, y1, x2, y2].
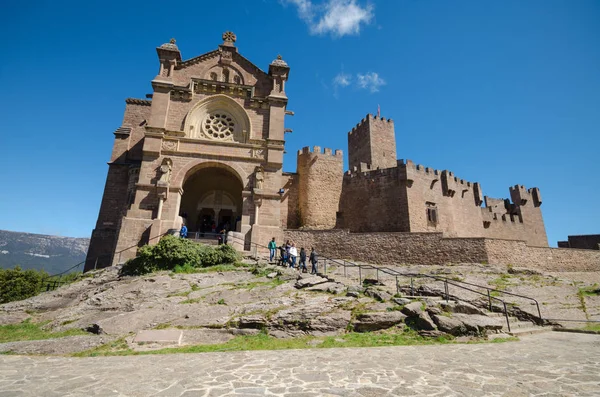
[1, 332, 599, 397]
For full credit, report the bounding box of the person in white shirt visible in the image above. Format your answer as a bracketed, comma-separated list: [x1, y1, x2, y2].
[289, 244, 298, 269]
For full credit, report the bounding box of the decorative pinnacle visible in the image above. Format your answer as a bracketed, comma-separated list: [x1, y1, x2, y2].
[222, 31, 237, 44]
[169, 38, 176, 44]
[271, 54, 288, 67]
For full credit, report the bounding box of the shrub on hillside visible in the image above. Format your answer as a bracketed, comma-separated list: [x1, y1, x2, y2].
[121, 235, 241, 276]
[0, 267, 48, 304]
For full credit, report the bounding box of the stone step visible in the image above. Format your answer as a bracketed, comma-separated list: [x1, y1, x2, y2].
[400, 296, 446, 302]
[507, 327, 552, 337]
[503, 321, 537, 330]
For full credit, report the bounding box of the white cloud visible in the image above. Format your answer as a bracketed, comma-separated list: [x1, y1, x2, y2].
[285, 0, 314, 20]
[331, 70, 385, 96]
[333, 72, 352, 87]
[283, 0, 373, 37]
[356, 72, 385, 93]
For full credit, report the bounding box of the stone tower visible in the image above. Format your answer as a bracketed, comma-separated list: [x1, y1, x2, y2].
[297, 146, 344, 229]
[348, 114, 397, 171]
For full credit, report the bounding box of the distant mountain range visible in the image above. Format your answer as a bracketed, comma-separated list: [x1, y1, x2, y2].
[0, 230, 89, 274]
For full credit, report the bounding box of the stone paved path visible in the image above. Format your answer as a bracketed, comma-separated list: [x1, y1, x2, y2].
[1, 332, 599, 396]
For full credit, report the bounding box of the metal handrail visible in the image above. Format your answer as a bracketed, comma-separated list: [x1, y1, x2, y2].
[318, 258, 518, 331]
[438, 278, 542, 320]
[213, 234, 553, 332]
[41, 231, 172, 291]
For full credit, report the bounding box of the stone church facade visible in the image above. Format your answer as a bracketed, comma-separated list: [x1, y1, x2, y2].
[85, 32, 548, 271]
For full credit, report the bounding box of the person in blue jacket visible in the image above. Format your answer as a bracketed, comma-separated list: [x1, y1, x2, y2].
[180, 225, 188, 238]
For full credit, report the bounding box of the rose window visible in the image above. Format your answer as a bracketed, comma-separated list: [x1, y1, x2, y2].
[203, 112, 235, 140]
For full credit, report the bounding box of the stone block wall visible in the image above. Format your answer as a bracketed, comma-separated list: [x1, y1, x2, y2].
[284, 229, 600, 272]
[122, 100, 152, 161]
[403, 161, 485, 238]
[484, 239, 600, 272]
[338, 166, 409, 232]
[558, 235, 600, 250]
[284, 229, 488, 266]
[280, 172, 299, 229]
[84, 164, 131, 271]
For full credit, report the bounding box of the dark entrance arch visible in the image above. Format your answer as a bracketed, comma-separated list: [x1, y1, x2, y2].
[180, 166, 243, 234]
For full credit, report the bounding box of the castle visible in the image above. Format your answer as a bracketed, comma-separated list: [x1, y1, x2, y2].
[85, 32, 549, 271]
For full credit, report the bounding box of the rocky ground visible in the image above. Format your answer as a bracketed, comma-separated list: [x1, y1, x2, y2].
[0, 258, 598, 356]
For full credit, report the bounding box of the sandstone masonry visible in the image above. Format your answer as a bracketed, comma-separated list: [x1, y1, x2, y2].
[87, 32, 595, 273]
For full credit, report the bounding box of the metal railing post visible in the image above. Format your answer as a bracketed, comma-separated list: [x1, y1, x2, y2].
[376, 268, 379, 283]
[324, 259, 327, 275]
[503, 302, 511, 332]
[395, 276, 399, 295]
[487, 290, 492, 311]
[444, 280, 449, 302]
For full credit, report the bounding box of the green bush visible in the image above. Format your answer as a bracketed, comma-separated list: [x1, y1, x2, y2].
[121, 236, 241, 276]
[0, 267, 48, 304]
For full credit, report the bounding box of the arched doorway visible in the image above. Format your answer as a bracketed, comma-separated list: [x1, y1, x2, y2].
[180, 166, 243, 234]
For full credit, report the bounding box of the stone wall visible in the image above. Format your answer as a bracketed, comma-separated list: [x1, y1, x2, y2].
[338, 167, 409, 232]
[559, 234, 600, 250]
[280, 172, 299, 229]
[484, 239, 600, 272]
[284, 229, 488, 266]
[404, 161, 484, 238]
[283, 229, 600, 272]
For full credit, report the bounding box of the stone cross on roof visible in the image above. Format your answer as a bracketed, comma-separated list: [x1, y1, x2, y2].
[222, 31, 237, 46]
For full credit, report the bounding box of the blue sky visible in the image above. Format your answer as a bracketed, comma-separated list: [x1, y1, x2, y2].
[0, 0, 598, 247]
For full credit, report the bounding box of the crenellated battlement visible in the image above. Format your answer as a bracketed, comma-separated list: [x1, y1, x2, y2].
[509, 185, 542, 207]
[400, 159, 476, 187]
[344, 165, 402, 180]
[482, 207, 524, 224]
[297, 145, 343, 158]
[348, 113, 394, 136]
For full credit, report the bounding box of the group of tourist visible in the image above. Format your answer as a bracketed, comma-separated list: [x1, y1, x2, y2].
[268, 238, 319, 274]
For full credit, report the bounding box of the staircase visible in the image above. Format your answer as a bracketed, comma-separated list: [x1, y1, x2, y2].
[486, 312, 549, 336]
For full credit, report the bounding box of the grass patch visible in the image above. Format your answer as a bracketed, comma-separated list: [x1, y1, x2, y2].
[73, 327, 476, 357]
[579, 284, 600, 297]
[72, 337, 130, 357]
[172, 262, 252, 274]
[154, 323, 171, 330]
[0, 319, 88, 343]
[489, 274, 512, 296]
[238, 278, 286, 290]
[180, 298, 203, 304]
[584, 323, 600, 332]
[576, 288, 591, 320]
[168, 290, 192, 298]
[217, 299, 226, 305]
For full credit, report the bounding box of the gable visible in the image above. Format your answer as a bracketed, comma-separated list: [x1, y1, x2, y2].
[173, 49, 272, 97]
